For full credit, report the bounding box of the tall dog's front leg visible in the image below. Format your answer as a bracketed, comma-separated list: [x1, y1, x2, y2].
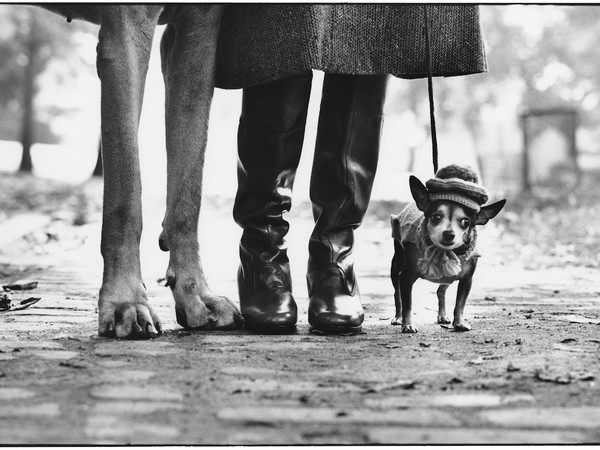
[159, 6, 243, 330]
[96, 6, 163, 338]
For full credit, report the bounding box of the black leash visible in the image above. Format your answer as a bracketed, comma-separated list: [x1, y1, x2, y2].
[423, 5, 438, 174]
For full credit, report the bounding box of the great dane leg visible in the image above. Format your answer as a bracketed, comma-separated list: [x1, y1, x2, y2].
[96, 6, 163, 338]
[159, 6, 243, 330]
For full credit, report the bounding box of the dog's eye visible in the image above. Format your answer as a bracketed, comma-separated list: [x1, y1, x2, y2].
[430, 214, 443, 224]
[459, 218, 471, 229]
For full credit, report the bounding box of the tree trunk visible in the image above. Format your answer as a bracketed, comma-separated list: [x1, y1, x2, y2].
[18, 11, 38, 173]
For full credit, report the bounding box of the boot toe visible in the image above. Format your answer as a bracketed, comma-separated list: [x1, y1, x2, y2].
[242, 290, 298, 332]
[308, 295, 364, 333]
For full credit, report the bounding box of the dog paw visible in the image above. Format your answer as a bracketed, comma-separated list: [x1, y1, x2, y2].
[201, 294, 245, 330]
[401, 324, 418, 333]
[169, 274, 243, 330]
[437, 315, 451, 324]
[175, 294, 243, 330]
[98, 287, 162, 339]
[391, 317, 402, 325]
[453, 320, 471, 332]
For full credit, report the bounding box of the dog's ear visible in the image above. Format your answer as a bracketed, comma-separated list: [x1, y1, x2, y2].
[409, 175, 429, 211]
[476, 199, 506, 226]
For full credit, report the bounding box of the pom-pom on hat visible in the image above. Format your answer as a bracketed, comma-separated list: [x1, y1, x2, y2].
[426, 165, 489, 212]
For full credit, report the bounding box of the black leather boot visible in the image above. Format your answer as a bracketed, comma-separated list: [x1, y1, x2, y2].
[307, 73, 389, 334]
[234, 71, 313, 332]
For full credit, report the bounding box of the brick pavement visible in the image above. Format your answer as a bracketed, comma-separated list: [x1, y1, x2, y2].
[1, 198, 600, 445]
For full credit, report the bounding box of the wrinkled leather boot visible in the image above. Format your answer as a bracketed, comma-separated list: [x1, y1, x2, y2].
[307, 73, 389, 334]
[234, 71, 313, 331]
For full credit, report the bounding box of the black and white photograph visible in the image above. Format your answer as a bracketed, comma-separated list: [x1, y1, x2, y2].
[0, 2, 599, 445]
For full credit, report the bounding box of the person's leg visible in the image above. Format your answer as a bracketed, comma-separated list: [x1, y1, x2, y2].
[234, 71, 313, 331]
[307, 73, 389, 333]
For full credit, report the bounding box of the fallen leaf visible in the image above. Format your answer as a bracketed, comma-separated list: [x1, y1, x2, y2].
[558, 314, 600, 325]
[0, 296, 41, 313]
[384, 343, 402, 349]
[0, 292, 12, 312]
[468, 357, 484, 365]
[10, 297, 41, 311]
[569, 372, 596, 381]
[2, 280, 38, 291]
[59, 360, 90, 369]
[535, 369, 595, 384]
[553, 344, 586, 353]
[363, 379, 417, 393]
[560, 338, 578, 343]
[419, 342, 431, 348]
[535, 370, 571, 385]
[507, 362, 520, 372]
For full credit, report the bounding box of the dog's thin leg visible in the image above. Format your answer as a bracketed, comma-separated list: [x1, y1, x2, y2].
[453, 277, 473, 331]
[390, 240, 403, 325]
[399, 271, 418, 333]
[159, 6, 243, 330]
[392, 278, 402, 325]
[436, 284, 451, 324]
[96, 6, 163, 339]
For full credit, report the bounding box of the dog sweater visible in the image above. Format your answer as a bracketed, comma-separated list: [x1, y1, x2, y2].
[391, 203, 479, 284]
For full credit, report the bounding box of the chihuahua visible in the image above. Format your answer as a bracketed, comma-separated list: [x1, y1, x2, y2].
[390, 165, 505, 333]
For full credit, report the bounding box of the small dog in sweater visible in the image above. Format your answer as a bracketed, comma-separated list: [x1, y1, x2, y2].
[390, 165, 505, 333]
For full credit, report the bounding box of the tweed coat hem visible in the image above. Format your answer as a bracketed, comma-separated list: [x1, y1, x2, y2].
[215, 4, 487, 90]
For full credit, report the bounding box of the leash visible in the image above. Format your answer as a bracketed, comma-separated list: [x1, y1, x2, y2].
[423, 5, 438, 174]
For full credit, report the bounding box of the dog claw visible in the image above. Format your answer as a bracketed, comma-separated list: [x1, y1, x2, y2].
[401, 325, 418, 333]
[98, 293, 162, 340]
[453, 322, 471, 332]
[437, 316, 451, 324]
[176, 294, 243, 331]
[99, 321, 115, 338]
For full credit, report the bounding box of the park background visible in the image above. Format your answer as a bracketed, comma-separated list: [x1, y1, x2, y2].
[1, 5, 600, 445]
[1, 4, 600, 280]
[2, 5, 599, 195]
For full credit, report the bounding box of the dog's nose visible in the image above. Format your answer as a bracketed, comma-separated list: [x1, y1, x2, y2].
[443, 231, 455, 241]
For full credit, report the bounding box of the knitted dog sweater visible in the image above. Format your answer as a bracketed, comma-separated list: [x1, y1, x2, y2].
[391, 203, 479, 284]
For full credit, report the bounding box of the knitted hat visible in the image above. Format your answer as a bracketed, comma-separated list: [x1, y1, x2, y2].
[425, 165, 489, 212]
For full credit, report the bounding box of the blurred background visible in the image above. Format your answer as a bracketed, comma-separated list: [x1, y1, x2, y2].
[1, 4, 599, 283]
[2, 5, 600, 198]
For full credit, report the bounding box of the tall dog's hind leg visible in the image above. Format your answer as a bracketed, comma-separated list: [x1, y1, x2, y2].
[96, 6, 163, 339]
[436, 284, 451, 324]
[160, 6, 243, 331]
